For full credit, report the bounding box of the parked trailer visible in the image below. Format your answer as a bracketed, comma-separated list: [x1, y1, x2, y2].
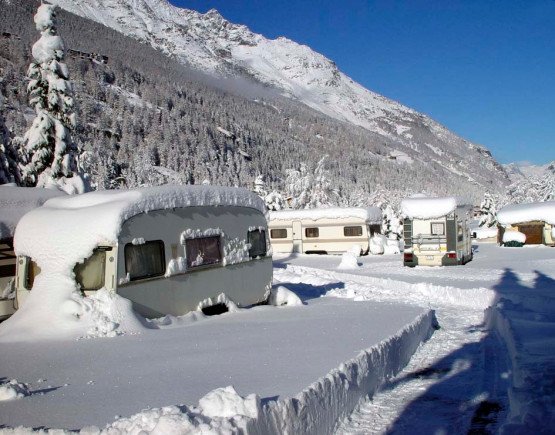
[0, 186, 65, 321]
[268, 207, 382, 255]
[401, 196, 473, 267]
[14, 186, 272, 318]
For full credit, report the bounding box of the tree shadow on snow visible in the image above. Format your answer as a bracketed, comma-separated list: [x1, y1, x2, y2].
[380, 268, 551, 434]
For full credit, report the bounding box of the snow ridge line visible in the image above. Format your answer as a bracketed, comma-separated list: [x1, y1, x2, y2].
[283, 265, 496, 310]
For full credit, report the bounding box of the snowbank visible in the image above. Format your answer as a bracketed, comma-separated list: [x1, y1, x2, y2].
[269, 206, 382, 224]
[502, 230, 526, 244]
[369, 234, 387, 255]
[0, 186, 65, 239]
[497, 201, 555, 226]
[401, 196, 469, 219]
[268, 286, 303, 306]
[473, 227, 498, 240]
[0, 380, 29, 401]
[337, 251, 360, 269]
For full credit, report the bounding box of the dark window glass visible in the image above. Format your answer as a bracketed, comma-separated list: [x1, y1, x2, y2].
[74, 248, 108, 291]
[369, 224, 381, 236]
[457, 224, 464, 242]
[0, 241, 16, 278]
[25, 259, 41, 290]
[305, 227, 319, 238]
[270, 228, 287, 239]
[125, 240, 165, 281]
[185, 236, 222, 269]
[344, 226, 363, 237]
[248, 230, 267, 258]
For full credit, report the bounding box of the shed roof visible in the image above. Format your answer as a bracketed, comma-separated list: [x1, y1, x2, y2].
[268, 207, 382, 224]
[497, 201, 555, 226]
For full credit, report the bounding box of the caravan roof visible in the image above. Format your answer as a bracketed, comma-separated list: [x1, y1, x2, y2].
[497, 201, 555, 226]
[268, 207, 382, 224]
[401, 196, 470, 220]
[14, 185, 266, 273]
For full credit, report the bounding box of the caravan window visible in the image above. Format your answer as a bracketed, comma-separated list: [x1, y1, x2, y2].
[431, 223, 445, 236]
[248, 229, 267, 258]
[344, 226, 363, 237]
[185, 236, 222, 269]
[270, 228, 287, 239]
[74, 248, 109, 291]
[305, 227, 319, 238]
[125, 240, 165, 281]
[25, 258, 41, 290]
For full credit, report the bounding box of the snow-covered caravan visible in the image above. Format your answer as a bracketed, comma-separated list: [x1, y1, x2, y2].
[14, 186, 272, 318]
[497, 201, 555, 246]
[268, 207, 382, 255]
[0, 187, 65, 321]
[401, 196, 473, 267]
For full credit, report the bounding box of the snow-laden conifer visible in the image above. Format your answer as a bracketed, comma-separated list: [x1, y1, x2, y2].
[19, 3, 82, 192]
[479, 193, 498, 228]
[0, 93, 21, 185]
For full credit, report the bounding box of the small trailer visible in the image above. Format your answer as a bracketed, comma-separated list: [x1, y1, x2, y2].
[0, 186, 65, 321]
[268, 207, 382, 255]
[14, 185, 272, 318]
[497, 201, 555, 246]
[401, 196, 473, 267]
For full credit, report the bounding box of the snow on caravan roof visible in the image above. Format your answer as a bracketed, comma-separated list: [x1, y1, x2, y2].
[14, 185, 266, 272]
[401, 196, 469, 219]
[497, 201, 555, 226]
[0, 186, 65, 240]
[268, 207, 382, 224]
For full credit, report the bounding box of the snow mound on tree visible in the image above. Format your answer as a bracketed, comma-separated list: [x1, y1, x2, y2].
[401, 196, 469, 219]
[497, 201, 555, 226]
[370, 234, 387, 255]
[0, 380, 30, 401]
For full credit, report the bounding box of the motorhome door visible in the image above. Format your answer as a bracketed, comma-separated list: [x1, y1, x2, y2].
[292, 221, 302, 253]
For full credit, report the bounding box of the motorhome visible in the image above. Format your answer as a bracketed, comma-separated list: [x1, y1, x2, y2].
[0, 186, 64, 321]
[497, 201, 555, 246]
[14, 185, 272, 318]
[268, 207, 382, 255]
[401, 196, 473, 267]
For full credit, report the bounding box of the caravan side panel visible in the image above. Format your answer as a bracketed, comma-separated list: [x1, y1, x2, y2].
[116, 206, 272, 317]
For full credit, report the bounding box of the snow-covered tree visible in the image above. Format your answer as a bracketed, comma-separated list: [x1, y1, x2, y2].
[0, 93, 21, 184]
[479, 192, 498, 228]
[382, 204, 403, 240]
[19, 3, 81, 192]
[264, 191, 285, 211]
[285, 155, 337, 209]
[252, 174, 267, 198]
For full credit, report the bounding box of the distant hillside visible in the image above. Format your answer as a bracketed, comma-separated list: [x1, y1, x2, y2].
[1, 0, 509, 206]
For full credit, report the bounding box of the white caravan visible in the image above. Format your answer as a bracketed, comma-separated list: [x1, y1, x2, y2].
[401, 196, 473, 267]
[15, 185, 272, 318]
[268, 207, 382, 255]
[0, 186, 65, 321]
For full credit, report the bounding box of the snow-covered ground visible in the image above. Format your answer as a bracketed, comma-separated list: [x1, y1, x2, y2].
[0, 242, 554, 433]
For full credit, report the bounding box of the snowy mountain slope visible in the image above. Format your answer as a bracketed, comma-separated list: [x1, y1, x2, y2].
[503, 160, 555, 184]
[49, 0, 509, 190]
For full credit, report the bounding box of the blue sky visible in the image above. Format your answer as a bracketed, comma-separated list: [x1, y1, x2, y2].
[171, 0, 554, 165]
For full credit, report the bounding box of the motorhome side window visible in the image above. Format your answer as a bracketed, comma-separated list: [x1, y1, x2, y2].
[74, 248, 109, 291]
[270, 228, 287, 239]
[248, 229, 267, 258]
[125, 240, 165, 281]
[305, 227, 319, 238]
[185, 236, 222, 269]
[457, 224, 464, 242]
[431, 223, 445, 236]
[344, 226, 362, 237]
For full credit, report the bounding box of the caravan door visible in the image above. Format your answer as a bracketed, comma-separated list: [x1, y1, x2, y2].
[292, 221, 302, 253]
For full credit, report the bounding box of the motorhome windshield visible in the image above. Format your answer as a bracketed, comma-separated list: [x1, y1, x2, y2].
[74, 248, 109, 291]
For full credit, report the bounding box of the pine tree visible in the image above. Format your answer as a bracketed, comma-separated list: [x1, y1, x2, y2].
[479, 193, 498, 228]
[19, 3, 81, 191]
[0, 93, 21, 185]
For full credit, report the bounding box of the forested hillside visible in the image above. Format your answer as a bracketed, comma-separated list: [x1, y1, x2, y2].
[1, 0, 509, 207]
